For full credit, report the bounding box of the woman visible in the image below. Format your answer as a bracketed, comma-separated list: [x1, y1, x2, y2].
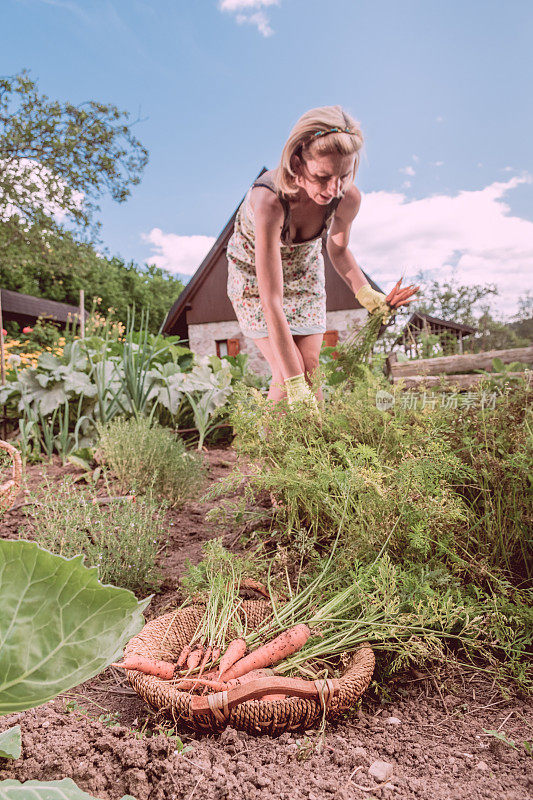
[227, 105, 417, 408]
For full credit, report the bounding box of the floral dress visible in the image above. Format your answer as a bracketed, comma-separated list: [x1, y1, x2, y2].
[226, 171, 341, 338]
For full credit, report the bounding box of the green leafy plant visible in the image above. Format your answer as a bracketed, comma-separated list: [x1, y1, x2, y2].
[0, 779, 136, 799]
[0, 539, 149, 714]
[30, 477, 166, 593]
[0, 539, 148, 796]
[98, 416, 205, 506]
[0, 727, 21, 760]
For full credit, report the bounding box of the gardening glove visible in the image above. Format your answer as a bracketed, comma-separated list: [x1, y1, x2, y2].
[284, 374, 320, 418]
[355, 284, 391, 323]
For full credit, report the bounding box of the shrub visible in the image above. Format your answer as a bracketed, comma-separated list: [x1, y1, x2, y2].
[98, 416, 205, 506]
[29, 477, 166, 594]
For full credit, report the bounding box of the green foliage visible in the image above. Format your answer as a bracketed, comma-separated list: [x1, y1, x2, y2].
[0, 220, 184, 334]
[226, 377, 532, 584]
[0, 779, 135, 800]
[332, 313, 385, 384]
[0, 538, 148, 714]
[29, 477, 166, 594]
[1, 326, 245, 457]
[415, 271, 498, 327]
[0, 70, 147, 250]
[0, 727, 21, 759]
[98, 416, 205, 507]
[204, 374, 532, 684]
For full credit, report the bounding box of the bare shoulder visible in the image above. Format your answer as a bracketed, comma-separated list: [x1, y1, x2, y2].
[250, 186, 284, 230]
[335, 184, 361, 221]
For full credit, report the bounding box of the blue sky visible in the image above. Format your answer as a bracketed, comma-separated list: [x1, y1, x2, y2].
[4, 0, 533, 316]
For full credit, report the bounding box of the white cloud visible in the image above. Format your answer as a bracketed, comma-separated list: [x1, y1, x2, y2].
[401, 181, 412, 189]
[141, 228, 216, 275]
[219, 0, 278, 9]
[433, 161, 444, 167]
[436, 116, 444, 123]
[400, 165, 416, 176]
[218, 0, 279, 36]
[352, 175, 533, 317]
[412, 155, 419, 163]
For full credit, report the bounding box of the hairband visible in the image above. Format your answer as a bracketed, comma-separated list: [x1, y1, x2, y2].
[312, 126, 357, 139]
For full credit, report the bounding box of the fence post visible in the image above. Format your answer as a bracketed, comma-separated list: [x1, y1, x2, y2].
[79, 289, 85, 338]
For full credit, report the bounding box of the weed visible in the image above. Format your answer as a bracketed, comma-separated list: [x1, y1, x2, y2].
[98, 416, 205, 507]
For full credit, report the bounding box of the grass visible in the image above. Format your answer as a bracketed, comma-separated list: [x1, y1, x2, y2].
[97, 416, 205, 507]
[28, 476, 166, 594]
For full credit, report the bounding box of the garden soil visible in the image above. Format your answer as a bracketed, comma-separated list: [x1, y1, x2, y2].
[1, 450, 532, 800]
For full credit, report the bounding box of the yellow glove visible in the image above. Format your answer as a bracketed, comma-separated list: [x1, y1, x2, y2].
[355, 284, 391, 322]
[284, 374, 320, 416]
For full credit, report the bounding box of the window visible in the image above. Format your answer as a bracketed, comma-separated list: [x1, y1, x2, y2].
[216, 338, 240, 357]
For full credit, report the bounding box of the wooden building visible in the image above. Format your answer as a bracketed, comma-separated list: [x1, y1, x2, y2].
[393, 311, 477, 357]
[162, 168, 383, 374]
[0, 288, 85, 330]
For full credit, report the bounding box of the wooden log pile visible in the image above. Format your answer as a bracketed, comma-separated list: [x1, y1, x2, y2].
[385, 346, 533, 389]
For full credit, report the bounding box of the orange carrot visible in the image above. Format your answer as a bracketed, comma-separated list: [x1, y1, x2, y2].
[176, 644, 191, 668]
[211, 646, 221, 664]
[225, 668, 274, 688]
[223, 625, 311, 681]
[385, 278, 403, 305]
[173, 677, 227, 692]
[111, 655, 175, 680]
[217, 638, 246, 680]
[258, 693, 286, 701]
[186, 646, 204, 670]
[197, 645, 212, 677]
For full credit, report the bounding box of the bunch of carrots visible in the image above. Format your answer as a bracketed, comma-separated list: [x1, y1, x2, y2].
[335, 277, 420, 380]
[112, 540, 313, 699]
[112, 622, 312, 699]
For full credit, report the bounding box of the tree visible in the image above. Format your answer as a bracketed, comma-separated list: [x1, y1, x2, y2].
[414, 271, 498, 326]
[0, 218, 184, 333]
[0, 70, 148, 250]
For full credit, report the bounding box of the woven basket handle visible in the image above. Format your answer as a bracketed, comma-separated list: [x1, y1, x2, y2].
[190, 676, 339, 720]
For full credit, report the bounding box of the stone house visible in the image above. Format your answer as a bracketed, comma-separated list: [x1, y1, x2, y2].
[161, 169, 383, 374]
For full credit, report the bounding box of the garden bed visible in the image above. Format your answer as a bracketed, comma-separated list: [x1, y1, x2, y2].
[1, 449, 531, 800]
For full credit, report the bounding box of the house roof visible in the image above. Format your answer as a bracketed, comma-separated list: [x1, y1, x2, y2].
[393, 311, 477, 346]
[0, 288, 87, 327]
[161, 167, 383, 337]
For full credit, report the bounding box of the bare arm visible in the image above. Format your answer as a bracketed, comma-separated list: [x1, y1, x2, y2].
[327, 185, 419, 312]
[326, 184, 368, 293]
[252, 188, 305, 379]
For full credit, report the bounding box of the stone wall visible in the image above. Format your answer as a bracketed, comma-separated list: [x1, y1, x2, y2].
[187, 308, 368, 376]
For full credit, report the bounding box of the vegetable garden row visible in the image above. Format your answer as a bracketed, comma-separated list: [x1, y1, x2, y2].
[0, 312, 531, 799]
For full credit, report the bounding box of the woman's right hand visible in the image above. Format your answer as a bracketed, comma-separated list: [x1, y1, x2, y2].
[284, 374, 320, 417]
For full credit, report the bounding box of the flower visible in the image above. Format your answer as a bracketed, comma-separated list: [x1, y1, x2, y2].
[1, 329, 6, 336]
[22, 326, 34, 334]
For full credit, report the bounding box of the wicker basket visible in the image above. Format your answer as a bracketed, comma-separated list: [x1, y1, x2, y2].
[123, 601, 375, 735]
[0, 440, 22, 512]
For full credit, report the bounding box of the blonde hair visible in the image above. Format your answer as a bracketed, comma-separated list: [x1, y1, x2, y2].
[273, 105, 364, 198]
